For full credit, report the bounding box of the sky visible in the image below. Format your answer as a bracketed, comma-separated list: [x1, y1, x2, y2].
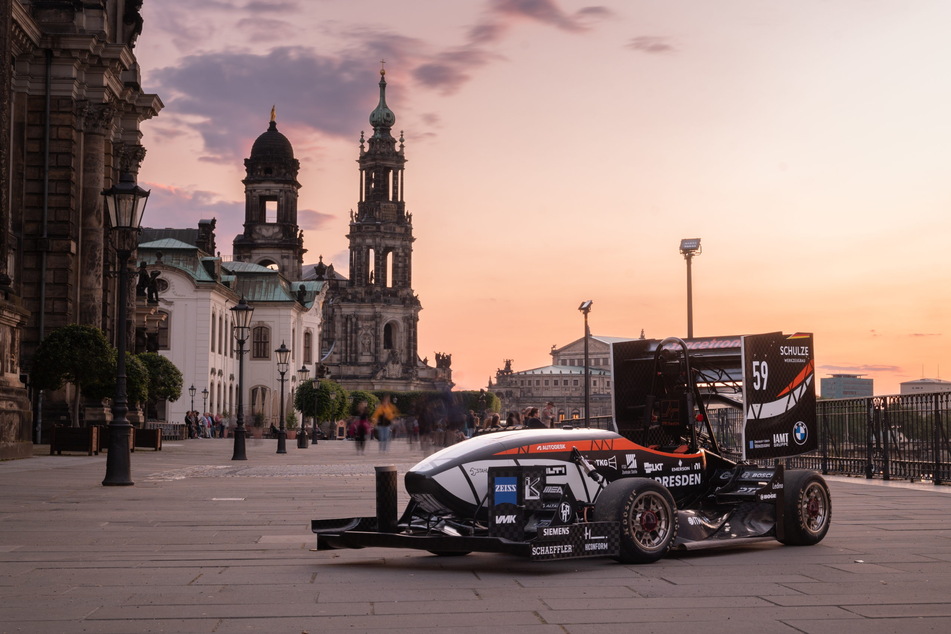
[135, 0, 951, 395]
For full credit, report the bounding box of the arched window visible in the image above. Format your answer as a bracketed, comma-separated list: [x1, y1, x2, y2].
[303, 331, 313, 364]
[252, 326, 271, 359]
[383, 322, 397, 350]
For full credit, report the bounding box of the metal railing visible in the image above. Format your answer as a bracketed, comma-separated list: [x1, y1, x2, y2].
[702, 394, 951, 485]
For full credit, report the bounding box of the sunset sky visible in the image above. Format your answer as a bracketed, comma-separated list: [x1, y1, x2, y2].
[135, 0, 951, 394]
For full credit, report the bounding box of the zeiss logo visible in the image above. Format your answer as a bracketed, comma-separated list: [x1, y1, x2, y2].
[495, 477, 518, 504]
[793, 421, 808, 445]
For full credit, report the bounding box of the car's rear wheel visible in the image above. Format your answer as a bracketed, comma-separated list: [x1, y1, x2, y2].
[593, 478, 677, 564]
[779, 470, 831, 546]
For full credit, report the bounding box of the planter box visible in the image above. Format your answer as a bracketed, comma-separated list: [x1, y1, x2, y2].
[134, 428, 162, 451]
[50, 426, 99, 455]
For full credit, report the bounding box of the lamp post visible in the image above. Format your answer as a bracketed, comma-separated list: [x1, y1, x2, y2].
[188, 384, 196, 413]
[297, 365, 310, 448]
[275, 341, 290, 454]
[231, 297, 254, 460]
[579, 300, 593, 429]
[201, 387, 208, 414]
[679, 238, 702, 339]
[101, 171, 149, 487]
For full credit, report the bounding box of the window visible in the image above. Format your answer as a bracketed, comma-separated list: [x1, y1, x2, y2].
[265, 199, 277, 223]
[157, 311, 170, 350]
[210, 312, 216, 353]
[303, 331, 312, 364]
[573, 379, 579, 387]
[252, 326, 271, 359]
[383, 322, 397, 350]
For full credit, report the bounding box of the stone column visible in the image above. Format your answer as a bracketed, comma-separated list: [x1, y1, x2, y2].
[77, 102, 116, 327]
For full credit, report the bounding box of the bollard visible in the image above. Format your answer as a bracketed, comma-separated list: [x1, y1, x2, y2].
[375, 465, 398, 533]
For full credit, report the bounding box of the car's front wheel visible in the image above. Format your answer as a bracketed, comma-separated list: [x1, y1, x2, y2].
[593, 478, 678, 564]
[778, 470, 831, 546]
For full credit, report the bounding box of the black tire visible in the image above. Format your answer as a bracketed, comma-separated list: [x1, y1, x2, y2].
[779, 470, 831, 546]
[593, 478, 677, 564]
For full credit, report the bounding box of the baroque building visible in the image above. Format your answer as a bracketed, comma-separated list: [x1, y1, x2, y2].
[490, 335, 624, 421]
[312, 69, 451, 392]
[1, 1, 162, 457]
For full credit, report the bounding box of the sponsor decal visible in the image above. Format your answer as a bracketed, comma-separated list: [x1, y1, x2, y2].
[742, 470, 775, 480]
[559, 502, 573, 523]
[653, 473, 702, 487]
[625, 455, 638, 470]
[532, 544, 573, 556]
[546, 465, 567, 476]
[779, 345, 810, 357]
[495, 477, 517, 505]
[758, 493, 777, 501]
[671, 459, 699, 473]
[594, 456, 618, 469]
[495, 514, 518, 524]
[644, 462, 664, 474]
[534, 444, 567, 452]
[524, 476, 541, 500]
[688, 516, 704, 526]
[793, 421, 808, 445]
[584, 542, 611, 551]
[542, 526, 571, 537]
[543, 486, 563, 495]
[773, 433, 789, 447]
[469, 466, 488, 477]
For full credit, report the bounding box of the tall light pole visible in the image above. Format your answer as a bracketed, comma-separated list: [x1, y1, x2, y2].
[579, 300, 593, 429]
[188, 384, 196, 413]
[201, 387, 208, 414]
[679, 238, 702, 339]
[297, 365, 310, 448]
[275, 341, 290, 454]
[101, 171, 149, 487]
[231, 297, 254, 460]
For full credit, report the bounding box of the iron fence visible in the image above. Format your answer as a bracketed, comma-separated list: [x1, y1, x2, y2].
[704, 394, 951, 485]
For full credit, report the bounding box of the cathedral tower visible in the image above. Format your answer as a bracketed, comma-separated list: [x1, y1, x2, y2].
[232, 110, 306, 279]
[319, 68, 450, 390]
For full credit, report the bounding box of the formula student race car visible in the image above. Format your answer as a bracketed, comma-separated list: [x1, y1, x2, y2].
[312, 334, 831, 564]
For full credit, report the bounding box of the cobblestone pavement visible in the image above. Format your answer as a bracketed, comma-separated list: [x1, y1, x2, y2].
[2, 436, 951, 633]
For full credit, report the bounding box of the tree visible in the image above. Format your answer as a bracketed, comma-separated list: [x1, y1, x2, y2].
[30, 324, 115, 427]
[347, 389, 379, 417]
[295, 379, 348, 423]
[136, 353, 183, 420]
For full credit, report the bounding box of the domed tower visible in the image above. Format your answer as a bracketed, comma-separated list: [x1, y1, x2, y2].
[232, 109, 306, 279]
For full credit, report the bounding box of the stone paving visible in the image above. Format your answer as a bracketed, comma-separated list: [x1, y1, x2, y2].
[2, 436, 951, 633]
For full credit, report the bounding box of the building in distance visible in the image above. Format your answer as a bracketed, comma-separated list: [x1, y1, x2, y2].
[820, 374, 874, 399]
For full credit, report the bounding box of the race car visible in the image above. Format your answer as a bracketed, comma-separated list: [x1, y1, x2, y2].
[312, 334, 831, 563]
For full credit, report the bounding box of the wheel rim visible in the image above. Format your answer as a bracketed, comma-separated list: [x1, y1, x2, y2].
[800, 482, 829, 535]
[627, 491, 672, 552]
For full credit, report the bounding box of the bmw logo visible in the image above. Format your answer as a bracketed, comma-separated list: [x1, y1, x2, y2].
[793, 421, 808, 445]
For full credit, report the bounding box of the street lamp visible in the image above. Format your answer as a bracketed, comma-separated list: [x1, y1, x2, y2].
[188, 384, 196, 412]
[201, 387, 208, 414]
[579, 300, 593, 429]
[679, 238, 702, 339]
[275, 341, 290, 454]
[102, 171, 149, 487]
[231, 296, 254, 460]
[297, 365, 310, 448]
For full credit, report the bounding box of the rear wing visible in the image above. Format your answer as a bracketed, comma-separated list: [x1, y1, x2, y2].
[611, 333, 816, 460]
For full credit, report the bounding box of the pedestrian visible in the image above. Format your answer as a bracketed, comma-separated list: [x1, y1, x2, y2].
[350, 401, 371, 454]
[541, 401, 556, 428]
[524, 407, 546, 429]
[371, 395, 397, 452]
[506, 410, 522, 428]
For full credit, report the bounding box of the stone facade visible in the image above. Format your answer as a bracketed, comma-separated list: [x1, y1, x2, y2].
[1, 1, 162, 456]
[489, 336, 630, 421]
[312, 69, 451, 393]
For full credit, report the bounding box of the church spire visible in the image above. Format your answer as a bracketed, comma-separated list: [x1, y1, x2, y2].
[369, 62, 396, 138]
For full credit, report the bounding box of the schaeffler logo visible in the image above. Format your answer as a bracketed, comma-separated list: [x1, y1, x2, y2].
[793, 421, 808, 445]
